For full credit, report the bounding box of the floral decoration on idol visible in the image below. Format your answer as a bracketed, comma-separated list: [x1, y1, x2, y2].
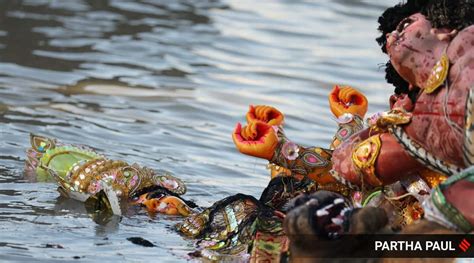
[281, 141, 299, 160]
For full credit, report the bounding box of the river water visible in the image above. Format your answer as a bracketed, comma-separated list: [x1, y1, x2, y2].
[0, 0, 398, 261]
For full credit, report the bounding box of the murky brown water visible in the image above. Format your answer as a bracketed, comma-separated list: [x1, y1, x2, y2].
[0, 0, 398, 261]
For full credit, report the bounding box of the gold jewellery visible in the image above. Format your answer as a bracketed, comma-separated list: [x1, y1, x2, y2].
[352, 134, 383, 187]
[369, 108, 412, 132]
[423, 52, 449, 94]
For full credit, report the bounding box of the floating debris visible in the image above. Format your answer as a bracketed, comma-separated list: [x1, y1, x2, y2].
[126, 237, 155, 247]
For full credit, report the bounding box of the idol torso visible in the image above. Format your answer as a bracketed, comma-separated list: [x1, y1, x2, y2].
[404, 26, 474, 168]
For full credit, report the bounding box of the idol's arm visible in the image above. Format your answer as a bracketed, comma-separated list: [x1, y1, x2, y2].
[266, 85, 368, 180]
[268, 115, 366, 184]
[232, 120, 336, 183]
[270, 134, 334, 183]
[328, 85, 368, 149]
[329, 114, 365, 150]
[331, 129, 422, 187]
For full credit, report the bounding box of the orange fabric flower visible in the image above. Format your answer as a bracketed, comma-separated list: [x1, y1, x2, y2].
[329, 85, 368, 118]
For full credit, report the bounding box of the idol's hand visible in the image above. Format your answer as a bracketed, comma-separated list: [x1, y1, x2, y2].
[246, 105, 284, 126]
[329, 85, 368, 118]
[232, 121, 278, 160]
[141, 195, 191, 216]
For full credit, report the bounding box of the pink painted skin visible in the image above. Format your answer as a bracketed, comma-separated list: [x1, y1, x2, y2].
[387, 13, 474, 168]
[332, 128, 421, 186]
[390, 93, 414, 112]
[333, 13, 474, 186]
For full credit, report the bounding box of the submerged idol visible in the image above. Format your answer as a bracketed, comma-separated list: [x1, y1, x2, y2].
[25, 134, 195, 217]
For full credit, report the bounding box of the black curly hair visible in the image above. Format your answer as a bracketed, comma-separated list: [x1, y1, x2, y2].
[377, 0, 474, 95]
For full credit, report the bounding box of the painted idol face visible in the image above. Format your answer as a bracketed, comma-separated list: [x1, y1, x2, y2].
[385, 13, 450, 88]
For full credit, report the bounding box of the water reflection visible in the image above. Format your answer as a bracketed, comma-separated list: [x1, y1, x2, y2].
[0, 0, 399, 261]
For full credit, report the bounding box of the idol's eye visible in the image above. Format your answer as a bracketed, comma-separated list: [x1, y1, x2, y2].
[397, 18, 414, 33]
